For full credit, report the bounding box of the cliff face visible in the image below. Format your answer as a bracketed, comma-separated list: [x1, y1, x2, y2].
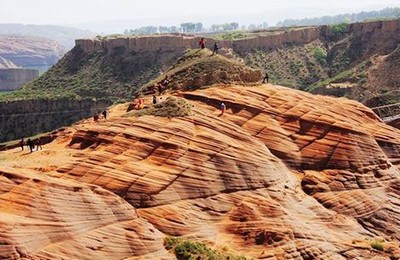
[1, 83, 400, 259]
[75, 20, 400, 56]
[0, 98, 110, 143]
[0, 68, 39, 91]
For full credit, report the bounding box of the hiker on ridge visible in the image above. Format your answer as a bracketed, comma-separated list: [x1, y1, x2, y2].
[199, 37, 206, 49]
[152, 94, 157, 104]
[19, 138, 25, 151]
[102, 109, 108, 120]
[158, 82, 164, 95]
[162, 76, 170, 86]
[220, 102, 226, 115]
[36, 138, 42, 151]
[213, 42, 219, 55]
[26, 138, 34, 153]
[262, 71, 269, 83]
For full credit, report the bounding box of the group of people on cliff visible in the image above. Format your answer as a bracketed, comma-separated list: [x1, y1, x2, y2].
[19, 137, 42, 153]
[93, 109, 108, 122]
[199, 37, 219, 55]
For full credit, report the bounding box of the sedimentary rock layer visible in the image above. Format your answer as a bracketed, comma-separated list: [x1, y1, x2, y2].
[1, 84, 400, 259]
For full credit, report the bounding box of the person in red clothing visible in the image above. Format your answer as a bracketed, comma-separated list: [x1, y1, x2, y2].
[220, 102, 226, 115]
[199, 37, 206, 49]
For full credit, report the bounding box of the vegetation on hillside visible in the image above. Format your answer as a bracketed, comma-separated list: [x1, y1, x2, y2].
[244, 41, 329, 89]
[0, 45, 176, 102]
[164, 237, 249, 260]
[139, 49, 261, 95]
[277, 7, 400, 27]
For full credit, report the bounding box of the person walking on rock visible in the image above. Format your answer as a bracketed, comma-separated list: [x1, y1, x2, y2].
[19, 138, 25, 151]
[36, 138, 42, 151]
[158, 82, 164, 95]
[102, 109, 108, 120]
[213, 42, 219, 55]
[220, 102, 226, 115]
[26, 138, 34, 153]
[199, 37, 206, 49]
[262, 71, 269, 83]
[153, 94, 157, 104]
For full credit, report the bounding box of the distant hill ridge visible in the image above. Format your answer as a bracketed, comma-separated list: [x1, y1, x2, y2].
[277, 7, 400, 27]
[0, 23, 95, 49]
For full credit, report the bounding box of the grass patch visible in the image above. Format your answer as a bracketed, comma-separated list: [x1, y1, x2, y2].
[312, 47, 327, 65]
[307, 69, 354, 92]
[164, 237, 249, 260]
[329, 23, 348, 35]
[370, 240, 384, 251]
[125, 97, 193, 118]
[212, 31, 251, 41]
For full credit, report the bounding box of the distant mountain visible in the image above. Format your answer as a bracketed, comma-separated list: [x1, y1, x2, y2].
[0, 24, 96, 49]
[0, 56, 19, 69]
[0, 35, 66, 68]
[276, 7, 400, 27]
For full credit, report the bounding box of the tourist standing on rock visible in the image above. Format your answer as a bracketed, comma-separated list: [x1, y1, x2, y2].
[102, 109, 108, 120]
[153, 94, 157, 104]
[26, 138, 34, 153]
[138, 99, 144, 109]
[162, 76, 170, 86]
[199, 37, 206, 49]
[158, 82, 164, 95]
[35, 138, 42, 151]
[220, 102, 226, 115]
[213, 42, 219, 55]
[262, 71, 269, 83]
[19, 138, 25, 151]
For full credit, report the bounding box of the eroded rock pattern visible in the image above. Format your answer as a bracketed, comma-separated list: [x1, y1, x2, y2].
[1, 84, 400, 259]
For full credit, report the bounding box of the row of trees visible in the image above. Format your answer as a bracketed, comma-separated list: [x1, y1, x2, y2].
[123, 21, 269, 35]
[277, 7, 400, 27]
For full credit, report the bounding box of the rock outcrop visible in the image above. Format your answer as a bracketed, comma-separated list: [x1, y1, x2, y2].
[1, 83, 400, 259]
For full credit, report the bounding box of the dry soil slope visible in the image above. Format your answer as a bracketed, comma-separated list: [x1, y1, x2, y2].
[1, 82, 400, 259]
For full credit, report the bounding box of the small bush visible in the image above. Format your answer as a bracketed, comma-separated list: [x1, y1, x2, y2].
[312, 47, 328, 65]
[329, 23, 348, 35]
[164, 237, 249, 260]
[371, 240, 384, 251]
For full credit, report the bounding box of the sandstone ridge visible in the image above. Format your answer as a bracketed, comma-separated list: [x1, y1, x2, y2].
[1, 82, 400, 259]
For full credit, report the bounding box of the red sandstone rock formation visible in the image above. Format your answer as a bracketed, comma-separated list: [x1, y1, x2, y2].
[1, 83, 400, 259]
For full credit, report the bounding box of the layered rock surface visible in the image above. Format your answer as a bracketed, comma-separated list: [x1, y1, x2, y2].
[1, 83, 400, 259]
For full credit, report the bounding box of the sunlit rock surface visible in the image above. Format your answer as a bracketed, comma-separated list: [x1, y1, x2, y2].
[1, 84, 400, 259]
